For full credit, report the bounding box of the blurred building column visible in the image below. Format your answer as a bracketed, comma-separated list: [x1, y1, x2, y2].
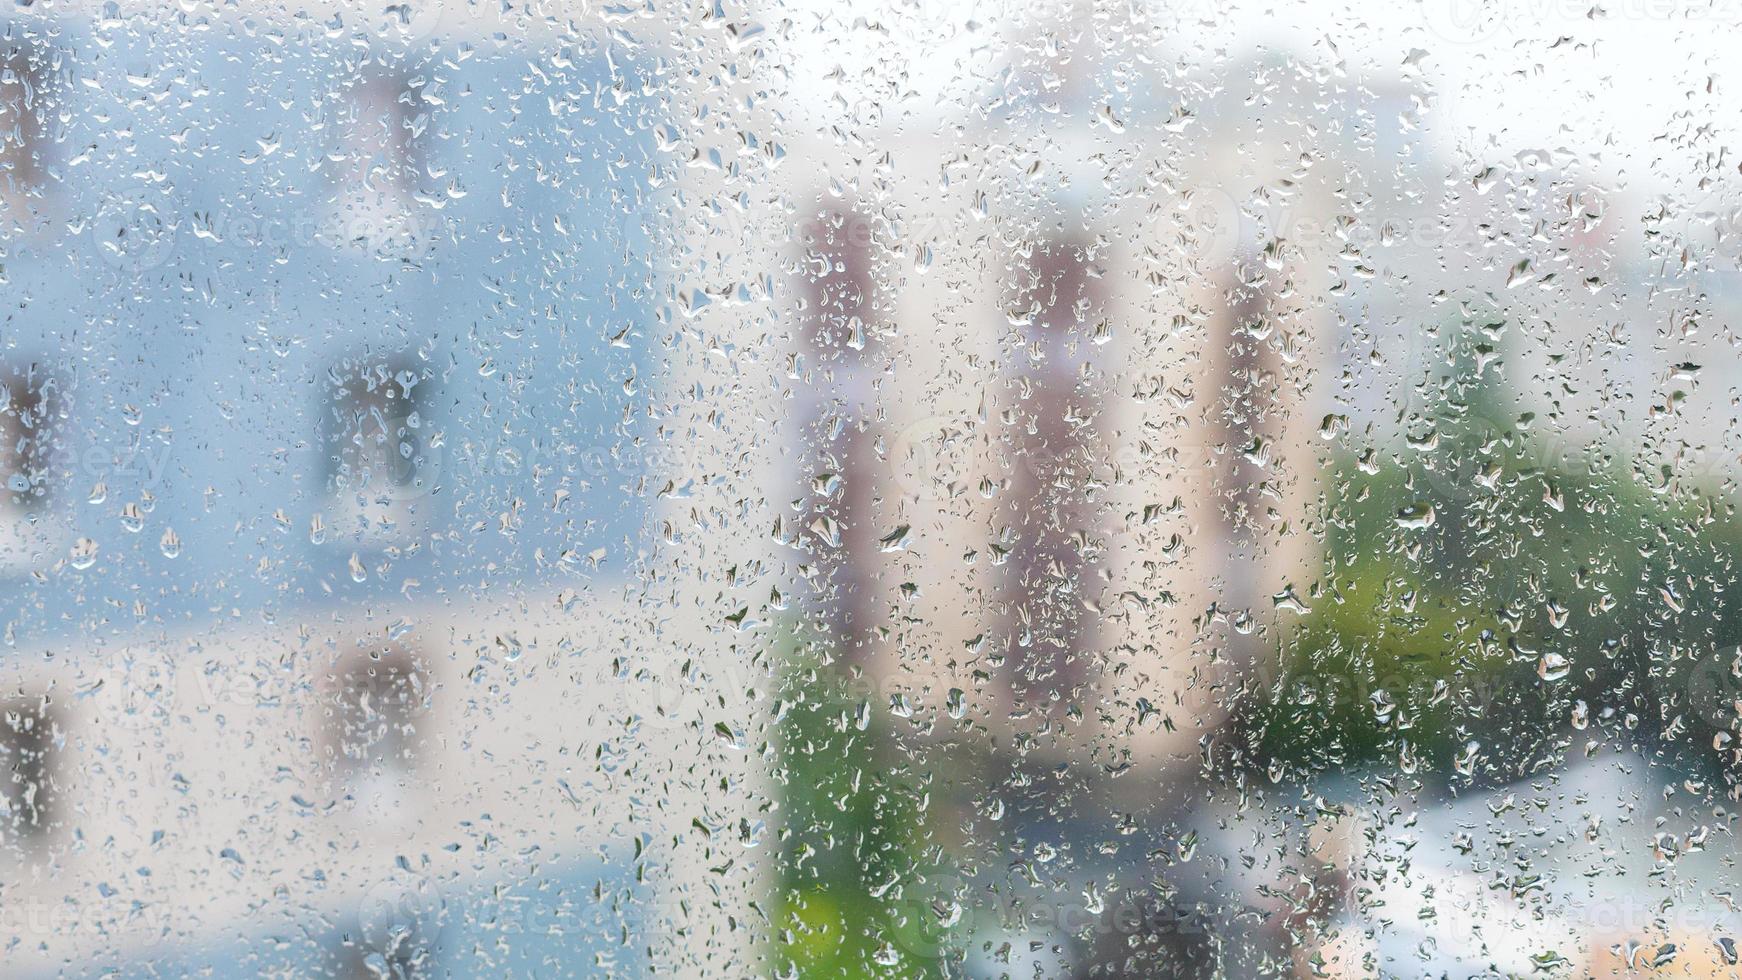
[792, 200, 889, 668]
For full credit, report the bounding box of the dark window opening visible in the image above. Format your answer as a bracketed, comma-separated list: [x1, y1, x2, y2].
[0, 36, 53, 200]
[0, 693, 56, 846]
[324, 355, 431, 502]
[0, 365, 53, 513]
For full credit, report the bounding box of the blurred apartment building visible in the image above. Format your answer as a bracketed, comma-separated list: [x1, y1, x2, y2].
[770, 40, 1366, 763]
[741, 16, 1376, 972]
[735, 10, 1742, 973]
[715, 5, 1742, 979]
[0, 8, 773, 978]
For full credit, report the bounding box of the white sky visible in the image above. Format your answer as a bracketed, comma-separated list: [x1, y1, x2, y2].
[760, 0, 1742, 195]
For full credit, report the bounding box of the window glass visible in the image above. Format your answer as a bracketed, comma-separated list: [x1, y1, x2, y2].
[7, 2, 1742, 976]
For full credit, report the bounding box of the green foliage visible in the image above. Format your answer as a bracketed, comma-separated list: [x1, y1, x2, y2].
[772, 638, 956, 977]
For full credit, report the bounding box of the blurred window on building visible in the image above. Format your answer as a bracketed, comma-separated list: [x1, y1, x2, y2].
[0, 366, 51, 517]
[331, 876, 441, 980]
[323, 356, 431, 538]
[0, 36, 50, 212]
[794, 203, 884, 662]
[325, 72, 425, 248]
[0, 694, 55, 847]
[327, 647, 427, 822]
[998, 238, 1106, 705]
